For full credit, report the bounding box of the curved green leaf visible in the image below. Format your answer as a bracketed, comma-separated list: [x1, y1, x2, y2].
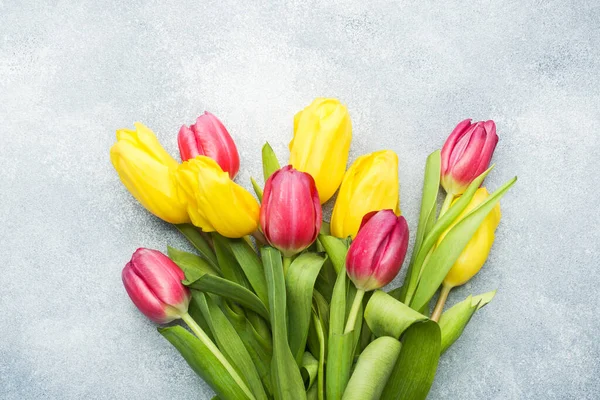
[342, 336, 402, 400]
[168, 246, 220, 281]
[185, 274, 269, 321]
[439, 290, 496, 353]
[318, 234, 348, 274]
[300, 352, 319, 389]
[364, 291, 427, 338]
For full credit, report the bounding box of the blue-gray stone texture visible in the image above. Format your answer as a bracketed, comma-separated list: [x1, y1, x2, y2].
[1, 1, 599, 399]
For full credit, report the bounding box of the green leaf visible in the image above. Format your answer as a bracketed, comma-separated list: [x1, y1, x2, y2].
[212, 233, 252, 290]
[174, 224, 219, 268]
[194, 292, 268, 400]
[221, 302, 274, 395]
[326, 264, 353, 400]
[228, 238, 269, 308]
[300, 352, 319, 389]
[439, 290, 496, 353]
[187, 292, 215, 343]
[395, 151, 440, 302]
[410, 176, 517, 311]
[185, 274, 270, 321]
[286, 253, 326, 364]
[159, 325, 255, 400]
[167, 246, 220, 281]
[251, 177, 264, 201]
[311, 311, 326, 400]
[342, 336, 402, 400]
[262, 142, 281, 181]
[261, 247, 307, 400]
[364, 291, 428, 339]
[400, 166, 494, 305]
[380, 321, 441, 400]
[314, 258, 337, 303]
[318, 234, 349, 274]
[307, 291, 329, 360]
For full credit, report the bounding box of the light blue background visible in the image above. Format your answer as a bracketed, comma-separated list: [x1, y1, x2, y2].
[1, 1, 599, 399]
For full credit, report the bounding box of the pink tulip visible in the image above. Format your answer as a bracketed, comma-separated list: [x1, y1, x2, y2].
[122, 248, 190, 324]
[178, 112, 240, 179]
[346, 210, 409, 291]
[441, 119, 498, 195]
[260, 165, 322, 257]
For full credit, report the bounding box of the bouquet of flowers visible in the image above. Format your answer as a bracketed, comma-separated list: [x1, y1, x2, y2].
[111, 98, 516, 400]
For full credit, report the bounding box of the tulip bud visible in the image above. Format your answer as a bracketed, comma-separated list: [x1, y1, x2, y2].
[176, 156, 260, 238]
[122, 248, 191, 324]
[346, 210, 409, 291]
[441, 119, 498, 195]
[110, 123, 189, 224]
[289, 98, 352, 203]
[177, 112, 240, 179]
[331, 150, 400, 239]
[440, 188, 501, 287]
[260, 165, 322, 257]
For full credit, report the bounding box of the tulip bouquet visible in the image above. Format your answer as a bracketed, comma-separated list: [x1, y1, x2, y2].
[111, 99, 516, 400]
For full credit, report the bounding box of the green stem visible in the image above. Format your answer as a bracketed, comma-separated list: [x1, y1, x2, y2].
[181, 313, 255, 400]
[430, 285, 452, 322]
[440, 192, 455, 218]
[282, 256, 292, 276]
[344, 289, 365, 334]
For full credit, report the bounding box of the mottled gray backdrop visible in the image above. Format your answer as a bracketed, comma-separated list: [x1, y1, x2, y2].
[1, 1, 599, 399]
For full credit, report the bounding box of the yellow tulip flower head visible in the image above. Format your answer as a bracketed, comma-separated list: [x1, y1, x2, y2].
[441, 187, 502, 288]
[110, 123, 189, 224]
[176, 156, 260, 238]
[289, 98, 352, 203]
[331, 150, 400, 239]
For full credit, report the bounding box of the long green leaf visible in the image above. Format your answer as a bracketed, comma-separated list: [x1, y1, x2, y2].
[212, 233, 252, 290]
[168, 246, 220, 281]
[221, 302, 274, 395]
[159, 325, 254, 400]
[262, 142, 281, 181]
[174, 224, 218, 268]
[439, 290, 496, 353]
[194, 292, 268, 400]
[326, 264, 353, 400]
[380, 320, 441, 400]
[311, 311, 326, 400]
[400, 166, 494, 304]
[342, 336, 402, 400]
[261, 247, 307, 400]
[228, 238, 269, 308]
[396, 151, 440, 302]
[185, 274, 269, 321]
[411, 176, 517, 310]
[286, 253, 326, 364]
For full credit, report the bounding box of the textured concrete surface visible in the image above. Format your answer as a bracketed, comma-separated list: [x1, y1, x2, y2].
[1, 1, 600, 399]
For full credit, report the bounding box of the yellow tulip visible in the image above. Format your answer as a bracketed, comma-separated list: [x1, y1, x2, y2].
[110, 123, 189, 224]
[330, 150, 400, 239]
[289, 98, 352, 203]
[176, 156, 260, 238]
[441, 187, 501, 288]
[430, 187, 501, 322]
